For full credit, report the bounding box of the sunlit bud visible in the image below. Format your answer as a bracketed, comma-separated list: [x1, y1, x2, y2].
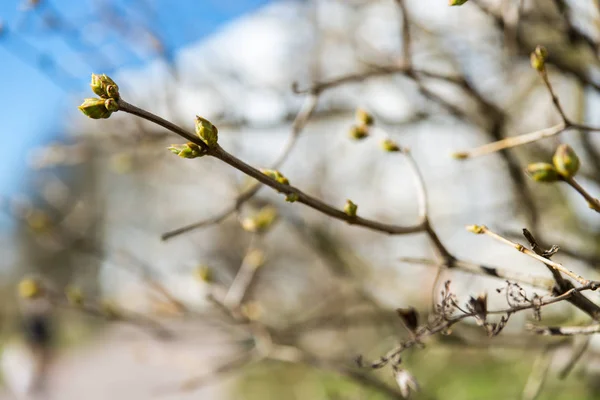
[261, 169, 290, 185]
[356, 108, 374, 126]
[530, 45, 548, 72]
[465, 224, 486, 234]
[90, 73, 119, 99]
[193, 264, 212, 283]
[167, 142, 203, 159]
[285, 193, 299, 203]
[349, 125, 369, 140]
[526, 163, 559, 182]
[344, 199, 358, 217]
[104, 98, 119, 112]
[195, 116, 218, 148]
[449, 0, 469, 5]
[241, 206, 278, 233]
[552, 144, 580, 178]
[381, 138, 401, 152]
[18, 278, 42, 299]
[78, 98, 112, 119]
[65, 285, 84, 306]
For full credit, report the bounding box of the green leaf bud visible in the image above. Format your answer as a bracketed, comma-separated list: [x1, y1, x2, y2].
[356, 108, 374, 126]
[78, 97, 112, 119]
[526, 163, 559, 183]
[90, 73, 119, 99]
[344, 199, 358, 217]
[381, 138, 401, 152]
[552, 144, 580, 178]
[349, 125, 369, 140]
[195, 116, 218, 148]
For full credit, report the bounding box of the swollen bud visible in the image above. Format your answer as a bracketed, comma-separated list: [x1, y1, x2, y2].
[193, 265, 213, 283]
[104, 98, 119, 112]
[90, 73, 119, 99]
[241, 206, 278, 233]
[344, 199, 358, 217]
[552, 144, 580, 178]
[381, 138, 401, 152]
[356, 108, 374, 126]
[285, 193, 299, 203]
[530, 45, 548, 72]
[78, 98, 112, 119]
[195, 116, 218, 148]
[18, 278, 42, 299]
[465, 224, 486, 234]
[449, 0, 469, 5]
[261, 169, 290, 185]
[526, 163, 559, 183]
[167, 142, 203, 159]
[348, 125, 369, 140]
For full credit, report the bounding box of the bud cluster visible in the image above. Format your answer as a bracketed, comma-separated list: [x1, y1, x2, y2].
[348, 108, 374, 140]
[79, 74, 121, 119]
[167, 142, 203, 159]
[260, 169, 299, 202]
[526, 144, 580, 183]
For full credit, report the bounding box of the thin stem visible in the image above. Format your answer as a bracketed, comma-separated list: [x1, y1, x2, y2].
[540, 70, 570, 124]
[528, 323, 600, 336]
[118, 99, 425, 236]
[161, 93, 320, 241]
[474, 226, 591, 285]
[452, 123, 566, 159]
[562, 176, 600, 212]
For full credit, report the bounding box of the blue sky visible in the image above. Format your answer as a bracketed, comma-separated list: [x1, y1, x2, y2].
[0, 0, 271, 196]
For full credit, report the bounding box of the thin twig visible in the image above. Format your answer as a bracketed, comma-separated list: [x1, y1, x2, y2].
[117, 98, 426, 236]
[470, 225, 592, 285]
[562, 175, 600, 212]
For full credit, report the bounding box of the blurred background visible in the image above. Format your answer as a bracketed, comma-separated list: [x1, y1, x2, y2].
[2, 0, 600, 399]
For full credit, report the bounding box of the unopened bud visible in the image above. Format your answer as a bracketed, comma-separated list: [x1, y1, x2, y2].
[18, 278, 42, 299]
[348, 125, 369, 140]
[530, 45, 548, 72]
[104, 98, 119, 112]
[381, 138, 401, 152]
[241, 206, 278, 233]
[193, 265, 212, 283]
[261, 169, 290, 185]
[552, 144, 580, 178]
[90, 73, 119, 99]
[167, 142, 203, 159]
[285, 193, 299, 203]
[526, 163, 559, 182]
[466, 224, 486, 234]
[344, 199, 358, 217]
[78, 98, 112, 119]
[195, 116, 218, 148]
[356, 108, 374, 126]
[449, 0, 469, 5]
